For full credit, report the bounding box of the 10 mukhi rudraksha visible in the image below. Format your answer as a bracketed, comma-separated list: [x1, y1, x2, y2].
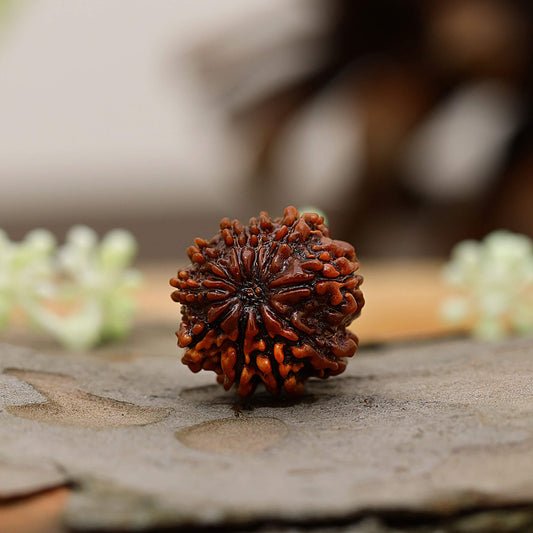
[170, 206, 364, 397]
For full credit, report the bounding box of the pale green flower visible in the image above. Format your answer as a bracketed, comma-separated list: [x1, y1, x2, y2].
[52, 226, 142, 348]
[441, 230, 533, 339]
[0, 226, 141, 349]
[0, 229, 56, 330]
[99, 229, 137, 271]
[297, 206, 329, 226]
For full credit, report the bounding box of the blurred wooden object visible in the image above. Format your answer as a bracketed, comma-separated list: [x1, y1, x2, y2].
[0, 488, 68, 533]
[353, 259, 459, 342]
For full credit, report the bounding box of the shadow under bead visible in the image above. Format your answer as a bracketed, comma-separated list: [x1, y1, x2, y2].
[170, 206, 364, 397]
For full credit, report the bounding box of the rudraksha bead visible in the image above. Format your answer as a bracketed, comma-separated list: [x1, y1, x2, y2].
[170, 206, 364, 397]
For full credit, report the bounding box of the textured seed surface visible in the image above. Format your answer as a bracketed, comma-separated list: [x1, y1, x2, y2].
[170, 206, 364, 396]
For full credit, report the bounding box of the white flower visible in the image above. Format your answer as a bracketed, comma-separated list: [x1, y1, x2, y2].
[0, 229, 56, 330]
[0, 226, 141, 349]
[441, 230, 533, 339]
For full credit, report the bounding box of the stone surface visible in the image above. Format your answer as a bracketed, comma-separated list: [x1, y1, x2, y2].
[176, 417, 289, 456]
[4, 369, 172, 429]
[0, 335, 532, 531]
[0, 460, 68, 500]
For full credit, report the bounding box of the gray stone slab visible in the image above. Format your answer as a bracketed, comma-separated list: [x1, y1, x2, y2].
[0, 335, 532, 531]
[0, 458, 68, 500]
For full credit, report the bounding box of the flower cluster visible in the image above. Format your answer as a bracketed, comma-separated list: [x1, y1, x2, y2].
[442, 230, 533, 339]
[0, 226, 141, 349]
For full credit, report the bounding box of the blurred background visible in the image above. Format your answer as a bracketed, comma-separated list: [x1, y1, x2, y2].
[1, 0, 533, 260]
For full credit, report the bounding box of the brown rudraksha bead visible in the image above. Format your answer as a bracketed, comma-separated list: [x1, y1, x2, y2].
[170, 206, 364, 397]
